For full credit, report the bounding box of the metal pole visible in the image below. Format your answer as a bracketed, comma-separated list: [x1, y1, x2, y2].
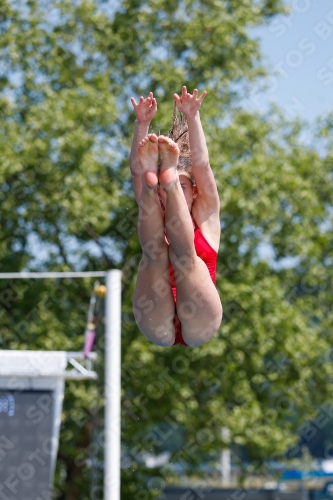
[221, 427, 231, 486]
[105, 269, 122, 500]
[0, 271, 106, 279]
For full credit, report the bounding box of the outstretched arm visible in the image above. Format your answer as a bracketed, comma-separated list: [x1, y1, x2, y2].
[130, 92, 157, 201]
[174, 86, 209, 169]
[174, 87, 219, 213]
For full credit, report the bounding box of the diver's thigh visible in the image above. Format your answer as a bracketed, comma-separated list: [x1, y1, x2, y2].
[133, 258, 176, 347]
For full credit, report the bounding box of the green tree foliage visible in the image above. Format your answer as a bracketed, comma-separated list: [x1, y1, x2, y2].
[0, 0, 333, 498]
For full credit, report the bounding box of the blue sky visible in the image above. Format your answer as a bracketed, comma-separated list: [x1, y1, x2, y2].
[247, 0, 333, 123]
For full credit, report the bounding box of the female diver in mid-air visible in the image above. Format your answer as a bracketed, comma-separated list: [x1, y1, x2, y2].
[130, 86, 222, 347]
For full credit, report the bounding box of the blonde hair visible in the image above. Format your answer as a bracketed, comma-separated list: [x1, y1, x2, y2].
[168, 104, 195, 185]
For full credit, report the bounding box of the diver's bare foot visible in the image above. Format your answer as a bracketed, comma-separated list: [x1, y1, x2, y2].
[138, 134, 159, 188]
[158, 136, 179, 188]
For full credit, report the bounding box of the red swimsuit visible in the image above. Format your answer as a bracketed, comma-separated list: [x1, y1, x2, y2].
[168, 220, 218, 346]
